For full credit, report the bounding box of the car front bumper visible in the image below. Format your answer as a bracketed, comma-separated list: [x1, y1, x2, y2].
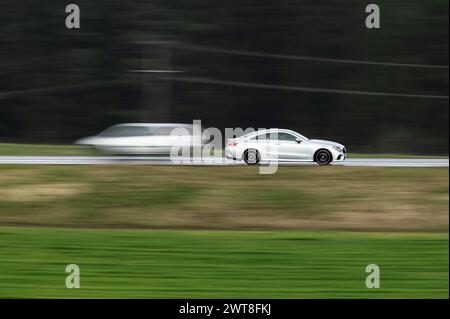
[333, 147, 347, 161]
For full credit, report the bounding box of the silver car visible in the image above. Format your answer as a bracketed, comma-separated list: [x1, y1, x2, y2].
[225, 129, 346, 165]
[75, 123, 206, 155]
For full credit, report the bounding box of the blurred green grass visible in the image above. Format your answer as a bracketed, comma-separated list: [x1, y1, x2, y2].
[0, 227, 447, 298]
[0, 143, 95, 156]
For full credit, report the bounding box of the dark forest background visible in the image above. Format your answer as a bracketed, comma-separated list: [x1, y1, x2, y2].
[0, 0, 448, 154]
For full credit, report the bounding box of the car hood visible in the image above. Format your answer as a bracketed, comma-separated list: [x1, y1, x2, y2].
[75, 136, 101, 145]
[309, 139, 345, 148]
[74, 136, 95, 145]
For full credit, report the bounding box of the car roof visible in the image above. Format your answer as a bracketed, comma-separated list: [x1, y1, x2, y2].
[240, 128, 299, 138]
[112, 123, 195, 128]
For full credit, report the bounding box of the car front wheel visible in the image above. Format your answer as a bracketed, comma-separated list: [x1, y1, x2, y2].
[314, 149, 332, 165]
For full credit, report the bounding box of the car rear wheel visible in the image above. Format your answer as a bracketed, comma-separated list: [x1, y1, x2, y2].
[243, 149, 260, 165]
[314, 149, 332, 165]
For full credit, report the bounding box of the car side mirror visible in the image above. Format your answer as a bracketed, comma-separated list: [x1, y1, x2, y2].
[295, 138, 302, 143]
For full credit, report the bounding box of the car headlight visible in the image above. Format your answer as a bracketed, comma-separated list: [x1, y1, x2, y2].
[332, 146, 343, 152]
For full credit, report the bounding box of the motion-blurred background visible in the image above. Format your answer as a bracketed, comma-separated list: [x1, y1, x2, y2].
[0, 1, 448, 299]
[0, 0, 448, 154]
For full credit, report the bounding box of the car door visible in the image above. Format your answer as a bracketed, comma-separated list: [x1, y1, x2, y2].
[97, 125, 151, 153]
[249, 132, 278, 160]
[116, 126, 155, 153]
[276, 132, 309, 160]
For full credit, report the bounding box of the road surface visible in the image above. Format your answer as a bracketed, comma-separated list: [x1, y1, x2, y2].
[0, 156, 448, 167]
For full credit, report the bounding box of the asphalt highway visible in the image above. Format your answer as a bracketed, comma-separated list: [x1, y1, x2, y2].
[0, 156, 447, 167]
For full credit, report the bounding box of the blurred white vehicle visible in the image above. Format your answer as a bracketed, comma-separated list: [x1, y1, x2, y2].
[75, 123, 206, 155]
[225, 129, 346, 165]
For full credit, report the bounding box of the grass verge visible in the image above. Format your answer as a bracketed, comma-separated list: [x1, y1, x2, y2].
[0, 165, 448, 231]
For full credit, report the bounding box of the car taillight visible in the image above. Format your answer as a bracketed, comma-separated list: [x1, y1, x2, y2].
[227, 142, 238, 147]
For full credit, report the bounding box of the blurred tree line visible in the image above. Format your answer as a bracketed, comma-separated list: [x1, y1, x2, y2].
[0, 0, 448, 154]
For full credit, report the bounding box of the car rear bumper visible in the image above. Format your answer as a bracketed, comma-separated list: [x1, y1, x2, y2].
[225, 148, 237, 160]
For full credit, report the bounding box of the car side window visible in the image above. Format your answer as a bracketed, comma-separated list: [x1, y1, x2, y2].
[277, 133, 297, 141]
[250, 133, 270, 140]
[249, 132, 298, 141]
[147, 126, 194, 136]
[99, 126, 149, 137]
